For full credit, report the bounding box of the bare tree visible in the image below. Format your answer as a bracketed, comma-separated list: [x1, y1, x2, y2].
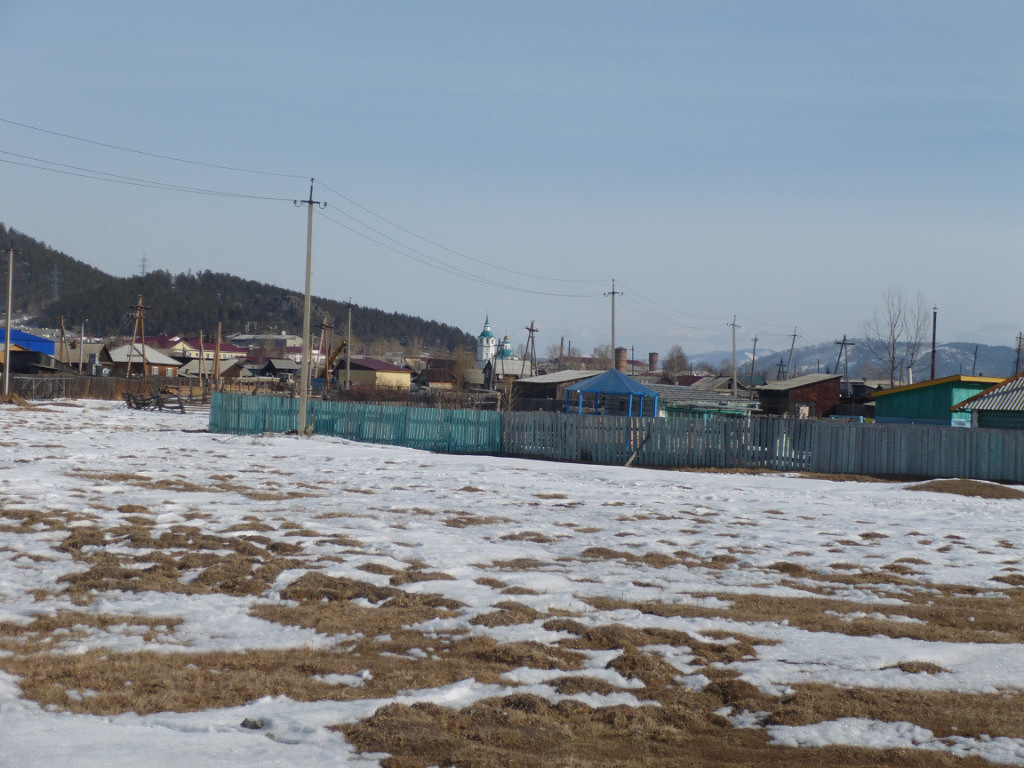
[591, 344, 612, 370]
[661, 345, 690, 382]
[543, 342, 563, 369]
[862, 289, 929, 387]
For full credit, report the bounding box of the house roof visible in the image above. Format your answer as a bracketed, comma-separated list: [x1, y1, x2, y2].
[871, 374, 1004, 399]
[52, 342, 110, 365]
[489, 358, 535, 377]
[262, 358, 300, 371]
[690, 375, 752, 392]
[565, 369, 657, 396]
[178, 358, 245, 377]
[107, 344, 181, 367]
[348, 357, 408, 373]
[758, 373, 841, 392]
[647, 383, 758, 410]
[953, 372, 1024, 413]
[180, 338, 250, 355]
[517, 370, 596, 386]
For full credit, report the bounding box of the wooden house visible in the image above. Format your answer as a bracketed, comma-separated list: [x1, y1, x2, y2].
[757, 374, 841, 418]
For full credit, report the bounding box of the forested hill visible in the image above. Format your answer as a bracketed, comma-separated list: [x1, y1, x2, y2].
[1, 224, 475, 354]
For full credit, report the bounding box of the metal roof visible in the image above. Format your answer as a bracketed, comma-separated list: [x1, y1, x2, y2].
[565, 369, 657, 396]
[107, 344, 181, 367]
[647, 383, 758, 410]
[953, 372, 1024, 413]
[758, 373, 840, 392]
[517, 369, 597, 385]
[872, 374, 1003, 399]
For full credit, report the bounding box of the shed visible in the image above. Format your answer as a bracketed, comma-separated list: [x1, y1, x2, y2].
[872, 375, 1003, 427]
[951, 372, 1024, 429]
[341, 357, 412, 390]
[259, 358, 301, 381]
[564, 369, 658, 417]
[757, 374, 841, 418]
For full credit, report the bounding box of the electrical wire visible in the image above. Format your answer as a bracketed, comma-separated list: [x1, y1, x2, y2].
[0, 152, 293, 201]
[317, 178, 608, 286]
[316, 208, 604, 298]
[0, 116, 306, 179]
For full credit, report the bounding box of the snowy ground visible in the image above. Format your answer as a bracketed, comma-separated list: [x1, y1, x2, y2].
[1, 400, 1023, 766]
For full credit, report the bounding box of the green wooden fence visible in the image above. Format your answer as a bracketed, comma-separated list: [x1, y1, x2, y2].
[209, 393, 501, 455]
[209, 394, 1024, 482]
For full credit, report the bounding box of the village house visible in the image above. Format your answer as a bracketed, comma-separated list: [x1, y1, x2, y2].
[107, 344, 182, 378]
[757, 374, 842, 418]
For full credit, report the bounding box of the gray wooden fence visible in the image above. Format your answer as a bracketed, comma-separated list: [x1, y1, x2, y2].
[209, 394, 1024, 483]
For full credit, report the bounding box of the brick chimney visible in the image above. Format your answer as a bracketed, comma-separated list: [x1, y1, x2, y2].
[648, 352, 659, 372]
[615, 347, 628, 373]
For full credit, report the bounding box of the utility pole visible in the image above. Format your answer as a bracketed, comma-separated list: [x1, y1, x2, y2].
[930, 306, 937, 380]
[79, 318, 87, 374]
[522, 321, 538, 378]
[3, 245, 14, 397]
[345, 303, 352, 391]
[728, 315, 740, 397]
[1015, 332, 1023, 375]
[749, 335, 758, 400]
[604, 279, 621, 367]
[835, 336, 854, 395]
[126, 296, 149, 378]
[786, 327, 800, 380]
[294, 179, 326, 435]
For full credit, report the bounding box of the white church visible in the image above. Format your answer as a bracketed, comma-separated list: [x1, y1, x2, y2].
[474, 316, 534, 384]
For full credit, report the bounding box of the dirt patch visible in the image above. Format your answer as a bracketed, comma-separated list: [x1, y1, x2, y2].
[907, 479, 1024, 500]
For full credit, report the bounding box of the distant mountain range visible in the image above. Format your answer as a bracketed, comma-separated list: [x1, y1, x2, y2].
[691, 338, 1019, 382]
[0, 224, 475, 355]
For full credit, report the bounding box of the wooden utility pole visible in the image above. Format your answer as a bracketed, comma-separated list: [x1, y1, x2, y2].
[345, 304, 352, 391]
[930, 306, 937, 380]
[749, 335, 759, 400]
[786, 327, 800, 380]
[3, 245, 14, 396]
[126, 296, 149, 378]
[728, 315, 740, 397]
[294, 179, 325, 435]
[835, 336, 854, 393]
[604, 280, 621, 368]
[522, 321, 538, 378]
[79, 319, 87, 374]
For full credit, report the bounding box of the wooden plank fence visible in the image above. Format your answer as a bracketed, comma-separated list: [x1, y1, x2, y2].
[210, 393, 501, 455]
[209, 394, 1024, 482]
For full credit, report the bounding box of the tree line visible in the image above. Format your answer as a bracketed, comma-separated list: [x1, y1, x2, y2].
[2, 224, 475, 355]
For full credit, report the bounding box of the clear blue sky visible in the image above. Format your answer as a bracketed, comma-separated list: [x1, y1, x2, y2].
[2, 1, 1021, 357]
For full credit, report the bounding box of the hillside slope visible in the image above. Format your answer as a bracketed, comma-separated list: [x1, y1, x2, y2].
[1, 224, 474, 354]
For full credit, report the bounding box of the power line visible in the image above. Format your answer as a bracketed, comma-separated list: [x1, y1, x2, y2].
[0, 153, 293, 201]
[317, 177, 607, 286]
[315, 208, 603, 299]
[0, 116, 306, 179]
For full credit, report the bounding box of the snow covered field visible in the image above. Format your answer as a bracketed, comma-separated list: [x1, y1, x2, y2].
[1, 400, 1023, 767]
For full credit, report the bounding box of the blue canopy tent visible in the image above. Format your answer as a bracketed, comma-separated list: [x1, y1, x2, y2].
[564, 369, 659, 417]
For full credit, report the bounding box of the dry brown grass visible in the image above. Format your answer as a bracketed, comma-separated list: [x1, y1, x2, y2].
[1, 432, 1021, 767]
[907, 478, 1024, 499]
